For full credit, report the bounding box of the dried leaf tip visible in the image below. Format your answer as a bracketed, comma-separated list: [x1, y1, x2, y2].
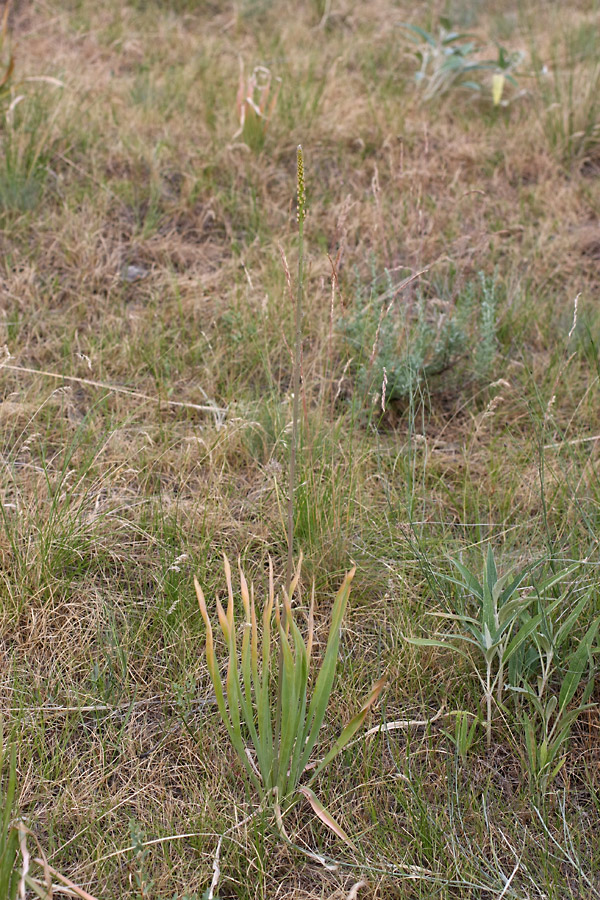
[296, 145, 306, 223]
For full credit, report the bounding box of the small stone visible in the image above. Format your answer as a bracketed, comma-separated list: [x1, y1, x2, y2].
[121, 264, 148, 282]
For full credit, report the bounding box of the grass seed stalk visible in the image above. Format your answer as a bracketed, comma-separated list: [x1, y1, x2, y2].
[286, 144, 306, 599]
[195, 147, 384, 849]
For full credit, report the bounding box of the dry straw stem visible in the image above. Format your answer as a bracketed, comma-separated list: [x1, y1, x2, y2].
[1, 363, 227, 419]
[11, 818, 100, 900]
[31, 856, 99, 900]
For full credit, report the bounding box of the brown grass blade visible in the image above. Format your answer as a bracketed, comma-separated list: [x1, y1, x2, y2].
[32, 858, 100, 900]
[298, 786, 358, 853]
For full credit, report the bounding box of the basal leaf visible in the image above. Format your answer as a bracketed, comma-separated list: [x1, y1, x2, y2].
[298, 786, 358, 853]
[558, 619, 599, 713]
[492, 72, 505, 106]
[297, 569, 354, 777]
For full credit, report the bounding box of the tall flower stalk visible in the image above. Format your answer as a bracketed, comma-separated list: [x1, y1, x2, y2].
[195, 147, 384, 849]
[276, 143, 303, 795]
[286, 144, 306, 599]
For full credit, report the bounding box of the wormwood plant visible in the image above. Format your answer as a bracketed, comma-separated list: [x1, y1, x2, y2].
[399, 18, 522, 104]
[129, 820, 154, 900]
[342, 269, 499, 408]
[196, 149, 383, 844]
[406, 547, 577, 748]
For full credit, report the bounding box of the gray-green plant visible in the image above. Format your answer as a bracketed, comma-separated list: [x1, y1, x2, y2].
[341, 268, 499, 408]
[129, 820, 154, 900]
[398, 18, 522, 103]
[474, 271, 498, 380]
[405, 547, 576, 747]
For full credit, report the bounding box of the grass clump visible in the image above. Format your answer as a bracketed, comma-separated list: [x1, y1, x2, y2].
[530, 16, 600, 170]
[0, 727, 19, 900]
[234, 62, 281, 153]
[1, 723, 98, 900]
[196, 557, 383, 840]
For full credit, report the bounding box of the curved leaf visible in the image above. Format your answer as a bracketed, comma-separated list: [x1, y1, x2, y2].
[298, 786, 358, 853]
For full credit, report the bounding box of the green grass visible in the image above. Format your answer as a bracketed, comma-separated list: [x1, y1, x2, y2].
[1, 0, 600, 897]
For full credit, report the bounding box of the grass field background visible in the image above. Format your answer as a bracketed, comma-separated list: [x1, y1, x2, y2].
[1, 0, 600, 897]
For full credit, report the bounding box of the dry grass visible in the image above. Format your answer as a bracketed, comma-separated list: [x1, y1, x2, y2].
[1, 0, 600, 897]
